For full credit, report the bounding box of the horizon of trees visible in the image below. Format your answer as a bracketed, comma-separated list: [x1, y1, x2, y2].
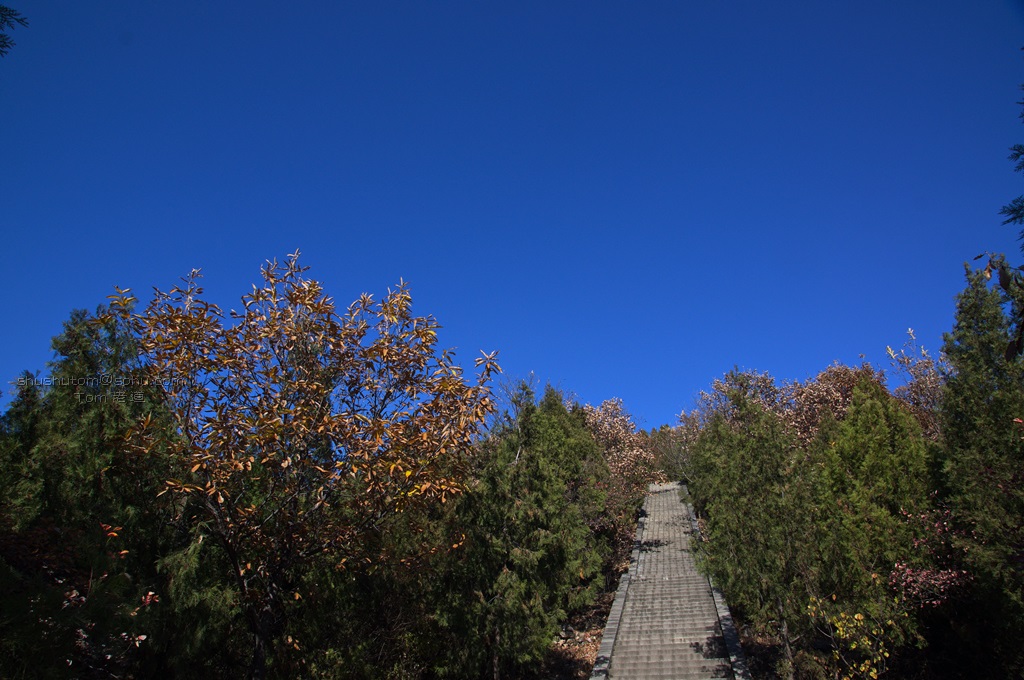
[3, 246, 1022, 679]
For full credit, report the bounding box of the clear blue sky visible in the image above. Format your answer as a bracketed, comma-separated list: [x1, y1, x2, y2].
[3, 1, 1024, 428]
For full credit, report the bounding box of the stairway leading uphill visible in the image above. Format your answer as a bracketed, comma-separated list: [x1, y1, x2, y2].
[591, 482, 751, 680]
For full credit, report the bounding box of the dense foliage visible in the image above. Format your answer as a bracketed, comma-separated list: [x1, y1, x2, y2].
[433, 385, 610, 678]
[937, 265, 1024, 674]
[674, 264, 1024, 679]
[0, 257, 655, 679]
[4, 255, 1024, 679]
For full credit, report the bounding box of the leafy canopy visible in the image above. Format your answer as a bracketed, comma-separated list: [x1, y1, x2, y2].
[106, 252, 500, 678]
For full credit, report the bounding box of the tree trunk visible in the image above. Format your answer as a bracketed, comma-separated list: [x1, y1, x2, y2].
[250, 629, 268, 680]
[777, 597, 795, 680]
[248, 602, 279, 680]
[492, 627, 501, 680]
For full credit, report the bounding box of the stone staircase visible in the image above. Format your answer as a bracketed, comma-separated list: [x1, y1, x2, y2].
[591, 482, 751, 680]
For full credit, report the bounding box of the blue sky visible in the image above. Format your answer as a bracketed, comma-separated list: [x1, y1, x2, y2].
[2, 1, 1024, 428]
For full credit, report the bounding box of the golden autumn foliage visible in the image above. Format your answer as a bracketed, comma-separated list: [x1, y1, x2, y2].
[105, 251, 499, 677]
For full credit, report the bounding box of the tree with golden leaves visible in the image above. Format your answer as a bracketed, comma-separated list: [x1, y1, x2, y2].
[107, 252, 499, 679]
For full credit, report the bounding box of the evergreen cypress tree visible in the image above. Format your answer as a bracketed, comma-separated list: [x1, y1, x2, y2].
[829, 378, 929, 518]
[690, 370, 938, 678]
[0, 308, 176, 677]
[688, 373, 813, 678]
[808, 378, 934, 676]
[436, 384, 608, 679]
[940, 265, 1024, 674]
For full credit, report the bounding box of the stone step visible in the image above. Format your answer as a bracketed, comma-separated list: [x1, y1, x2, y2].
[590, 482, 750, 680]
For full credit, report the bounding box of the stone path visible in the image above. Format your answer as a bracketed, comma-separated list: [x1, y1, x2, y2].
[591, 482, 751, 680]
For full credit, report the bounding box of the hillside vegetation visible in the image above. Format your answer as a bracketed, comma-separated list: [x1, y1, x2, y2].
[3, 250, 1024, 679]
[0, 254, 658, 679]
[672, 271, 1024, 678]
